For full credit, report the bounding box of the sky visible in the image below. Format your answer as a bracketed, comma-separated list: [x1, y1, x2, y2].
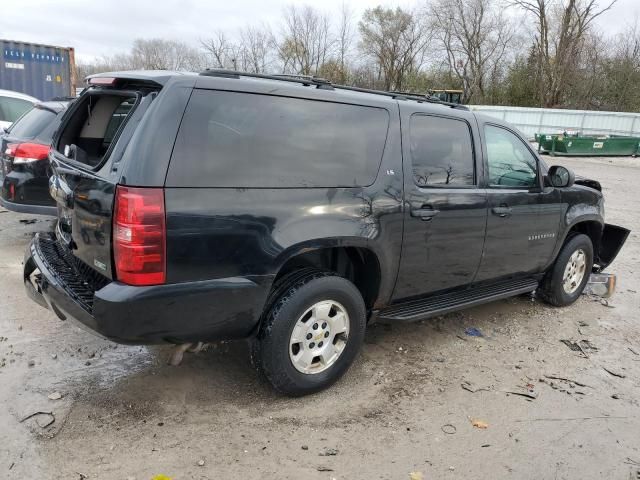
[1, 0, 639, 62]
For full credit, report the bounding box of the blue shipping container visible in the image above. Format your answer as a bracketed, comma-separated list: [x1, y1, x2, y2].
[0, 39, 75, 101]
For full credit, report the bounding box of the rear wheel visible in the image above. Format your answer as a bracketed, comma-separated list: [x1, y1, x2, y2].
[252, 270, 366, 396]
[539, 233, 593, 307]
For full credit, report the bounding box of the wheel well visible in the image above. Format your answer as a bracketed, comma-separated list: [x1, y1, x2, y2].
[567, 221, 602, 254]
[274, 247, 381, 310]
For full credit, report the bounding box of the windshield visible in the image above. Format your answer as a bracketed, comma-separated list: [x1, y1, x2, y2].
[7, 107, 58, 142]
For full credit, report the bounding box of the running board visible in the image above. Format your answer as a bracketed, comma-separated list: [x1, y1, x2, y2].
[379, 278, 539, 322]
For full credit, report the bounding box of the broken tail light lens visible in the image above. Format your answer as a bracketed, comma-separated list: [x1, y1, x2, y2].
[113, 186, 166, 286]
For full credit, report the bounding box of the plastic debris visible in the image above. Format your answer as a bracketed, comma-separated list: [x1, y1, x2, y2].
[319, 448, 339, 456]
[409, 472, 424, 480]
[464, 327, 483, 337]
[470, 418, 489, 429]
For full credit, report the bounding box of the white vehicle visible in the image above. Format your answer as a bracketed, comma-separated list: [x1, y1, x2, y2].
[0, 89, 39, 131]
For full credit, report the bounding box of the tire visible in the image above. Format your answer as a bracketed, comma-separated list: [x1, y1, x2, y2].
[538, 233, 593, 307]
[252, 270, 367, 396]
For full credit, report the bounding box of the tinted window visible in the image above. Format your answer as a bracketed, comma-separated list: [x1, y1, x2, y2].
[0, 97, 33, 123]
[409, 115, 474, 186]
[167, 90, 390, 188]
[7, 107, 57, 141]
[485, 125, 538, 187]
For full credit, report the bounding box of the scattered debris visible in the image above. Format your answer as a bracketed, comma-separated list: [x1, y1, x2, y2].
[470, 418, 489, 429]
[441, 424, 457, 435]
[611, 394, 620, 399]
[317, 466, 334, 472]
[27, 360, 35, 367]
[197, 459, 205, 466]
[19, 411, 55, 428]
[465, 327, 483, 337]
[461, 381, 490, 393]
[51, 353, 57, 360]
[504, 389, 538, 400]
[544, 375, 592, 388]
[76, 473, 88, 480]
[603, 367, 626, 378]
[19, 219, 37, 225]
[301, 445, 309, 450]
[629, 347, 639, 356]
[409, 472, 423, 480]
[481, 444, 491, 448]
[598, 298, 615, 308]
[583, 273, 616, 298]
[560, 339, 597, 358]
[319, 448, 339, 456]
[47, 392, 62, 400]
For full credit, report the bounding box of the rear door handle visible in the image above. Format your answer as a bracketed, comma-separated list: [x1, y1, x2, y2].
[411, 205, 440, 221]
[492, 205, 512, 217]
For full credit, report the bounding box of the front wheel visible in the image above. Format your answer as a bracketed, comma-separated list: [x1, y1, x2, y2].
[538, 233, 593, 307]
[252, 271, 366, 396]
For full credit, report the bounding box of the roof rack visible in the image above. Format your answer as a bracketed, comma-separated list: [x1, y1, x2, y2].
[198, 69, 468, 109]
[200, 69, 333, 89]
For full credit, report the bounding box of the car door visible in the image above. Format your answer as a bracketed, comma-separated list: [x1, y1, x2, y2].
[474, 122, 563, 281]
[393, 107, 487, 299]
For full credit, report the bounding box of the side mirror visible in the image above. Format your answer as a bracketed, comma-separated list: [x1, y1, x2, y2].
[547, 165, 575, 188]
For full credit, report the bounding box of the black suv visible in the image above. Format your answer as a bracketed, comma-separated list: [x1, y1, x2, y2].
[24, 70, 629, 395]
[0, 101, 70, 215]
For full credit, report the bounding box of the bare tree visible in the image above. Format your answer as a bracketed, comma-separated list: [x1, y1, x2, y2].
[129, 39, 205, 71]
[509, 0, 618, 107]
[236, 25, 274, 73]
[336, 2, 355, 83]
[201, 30, 238, 69]
[430, 0, 513, 104]
[358, 7, 430, 91]
[276, 5, 335, 75]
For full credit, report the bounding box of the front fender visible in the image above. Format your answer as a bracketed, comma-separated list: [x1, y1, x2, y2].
[597, 223, 630, 271]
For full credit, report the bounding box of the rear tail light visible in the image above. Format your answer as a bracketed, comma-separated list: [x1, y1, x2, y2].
[113, 186, 166, 286]
[6, 143, 50, 164]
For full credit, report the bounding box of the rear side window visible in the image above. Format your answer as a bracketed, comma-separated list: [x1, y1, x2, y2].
[167, 90, 390, 188]
[0, 96, 33, 123]
[7, 107, 57, 141]
[410, 114, 475, 187]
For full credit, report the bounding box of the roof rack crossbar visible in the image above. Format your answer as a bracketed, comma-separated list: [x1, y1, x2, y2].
[199, 68, 468, 109]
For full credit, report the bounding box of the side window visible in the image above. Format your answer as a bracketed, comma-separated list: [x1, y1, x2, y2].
[167, 90, 390, 188]
[0, 97, 33, 123]
[409, 115, 475, 187]
[485, 125, 538, 188]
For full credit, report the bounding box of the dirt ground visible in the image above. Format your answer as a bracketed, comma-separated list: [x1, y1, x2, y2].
[0, 155, 639, 480]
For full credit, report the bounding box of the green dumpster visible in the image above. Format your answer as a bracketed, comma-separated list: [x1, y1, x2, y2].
[536, 132, 640, 156]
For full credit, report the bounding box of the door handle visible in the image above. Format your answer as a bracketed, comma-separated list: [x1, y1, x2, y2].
[492, 205, 512, 217]
[411, 205, 440, 221]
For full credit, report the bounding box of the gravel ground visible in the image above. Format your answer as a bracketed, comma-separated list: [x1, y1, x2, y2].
[0, 155, 638, 480]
